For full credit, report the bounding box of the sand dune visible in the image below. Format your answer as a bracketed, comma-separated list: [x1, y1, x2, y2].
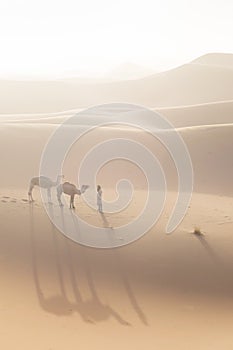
[1, 99, 233, 129]
[0, 118, 232, 349]
[158, 99, 233, 127]
[0, 53, 233, 113]
[0, 117, 232, 195]
[1, 54, 233, 349]
[192, 52, 233, 69]
[0, 109, 77, 122]
[0, 186, 233, 350]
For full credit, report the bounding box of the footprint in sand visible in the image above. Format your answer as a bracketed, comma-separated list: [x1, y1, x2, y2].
[1, 196, 18, 203]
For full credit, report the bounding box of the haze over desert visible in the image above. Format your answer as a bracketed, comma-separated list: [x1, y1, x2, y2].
[0, 0, 233, 348]
[0, 51, 232, 349]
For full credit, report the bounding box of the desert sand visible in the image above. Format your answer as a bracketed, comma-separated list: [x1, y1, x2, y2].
[0, 54, 233, 349]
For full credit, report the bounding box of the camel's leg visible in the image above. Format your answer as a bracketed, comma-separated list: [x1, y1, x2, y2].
[28, 183, 34, 202]
[70, 194, 75, 209]
[29, 192, 34, 202]
[47, 188, 52, 203]
[57, 186, 63, 206]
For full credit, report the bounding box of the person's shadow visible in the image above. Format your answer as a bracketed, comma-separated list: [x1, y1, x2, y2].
[191, 231, 222, 264]
[100, 212, 111, 228]
[99, 212, 148, 325]
[29, 203, 131, 325]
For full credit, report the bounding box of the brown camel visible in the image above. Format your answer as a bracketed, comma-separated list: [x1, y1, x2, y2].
[57, 182, 89, 209]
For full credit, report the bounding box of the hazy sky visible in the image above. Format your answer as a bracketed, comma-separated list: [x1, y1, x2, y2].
[0, 0, 232, 77]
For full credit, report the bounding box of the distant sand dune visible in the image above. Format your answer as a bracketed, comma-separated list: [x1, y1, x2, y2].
[0, 53, 233, 113]
[1, 99, 233, 129]
[191, 52, 233, 69]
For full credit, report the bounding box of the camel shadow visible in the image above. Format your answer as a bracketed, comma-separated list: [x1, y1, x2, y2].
[67, 209, 130, 325]
[29, 204, 130, 325]
[66, 236, 130, 325]
[29, 203, 77, 316]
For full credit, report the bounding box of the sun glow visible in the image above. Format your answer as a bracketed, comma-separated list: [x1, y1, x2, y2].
[0, 0, 232, 78]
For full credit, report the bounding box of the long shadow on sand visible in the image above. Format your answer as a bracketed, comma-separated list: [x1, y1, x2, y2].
[29, 204, 131, 325]
[192, 232, 222, 265]
[99, 212, 148, 325]
[29, 204, 77, 317]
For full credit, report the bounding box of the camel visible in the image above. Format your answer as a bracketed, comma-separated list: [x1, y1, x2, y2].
[57, 182, 89, 209]
[28, 175, 64, 202]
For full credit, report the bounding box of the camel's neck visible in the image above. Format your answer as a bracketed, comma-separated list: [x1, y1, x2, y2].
[75, 188, 81, 195]
[54, 176, 62, 186]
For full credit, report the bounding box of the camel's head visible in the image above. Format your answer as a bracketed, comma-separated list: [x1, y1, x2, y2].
[80, 185, 89, 194]
[75, 185, 89, 196]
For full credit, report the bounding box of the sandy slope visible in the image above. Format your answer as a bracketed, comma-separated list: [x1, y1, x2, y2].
[0, 190, 233, 350]
[0, 97, 233, 349]
[0, 120, 232, 196]
[2, 99, 233, 127]
[158, 100, 233, 127]
[192, 53, 233, 69]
